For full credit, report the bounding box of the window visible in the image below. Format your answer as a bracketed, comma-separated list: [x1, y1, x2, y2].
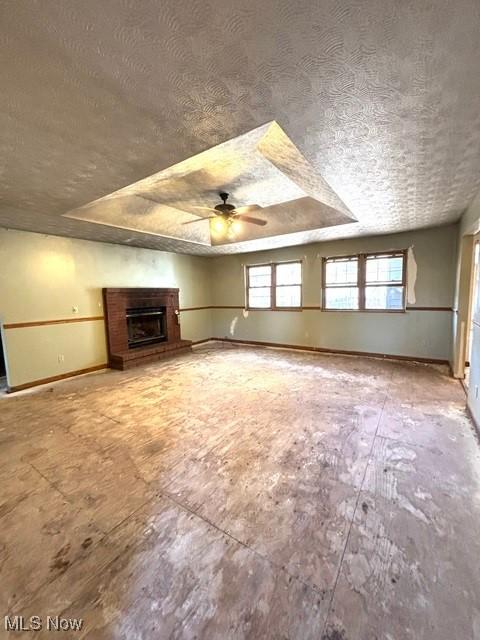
[247, 264, 272, 308]
[324, 256, 359, 310]
[246, 261, 302, 309]
[275, 262, 302, 307]
[323, 251, 406, 311]
[365, 253, 405, 310]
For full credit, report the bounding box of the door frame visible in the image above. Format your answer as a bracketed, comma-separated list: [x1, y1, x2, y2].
[0, 319, 10, 391]
[465, 238, 480, 370]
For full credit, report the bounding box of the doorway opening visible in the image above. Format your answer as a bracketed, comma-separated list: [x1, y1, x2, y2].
[465, 239, 480, 389]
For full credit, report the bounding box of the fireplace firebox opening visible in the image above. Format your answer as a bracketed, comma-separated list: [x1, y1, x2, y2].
[126, 306, 166, 348]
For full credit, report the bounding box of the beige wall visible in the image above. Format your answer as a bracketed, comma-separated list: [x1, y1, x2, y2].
[0, 223, 459, 390]
[0, 229, 212, 388]
[209, 225, 457, 361]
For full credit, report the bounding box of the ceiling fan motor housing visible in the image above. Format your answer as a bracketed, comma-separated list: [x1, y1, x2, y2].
[214, 203, 235, 214]
[215, 192, 235, 214]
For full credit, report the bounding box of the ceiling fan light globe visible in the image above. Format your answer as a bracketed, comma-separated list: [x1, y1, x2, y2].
[230, 219, 241, 234]
[211, 216, 226, 235]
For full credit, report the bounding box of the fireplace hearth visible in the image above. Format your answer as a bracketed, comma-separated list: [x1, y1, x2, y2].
[103, 288, 192, 370]
[127, 306, 166, 348]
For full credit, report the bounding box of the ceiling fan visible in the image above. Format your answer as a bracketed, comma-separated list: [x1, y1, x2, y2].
[182, 192, 267, 229]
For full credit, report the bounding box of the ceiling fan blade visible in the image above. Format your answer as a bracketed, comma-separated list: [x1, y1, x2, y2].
[233, 204, 262, 215]
[192, 205, 219, 213]
[234, 214, 267, 226]
[182, 216, 215, 225]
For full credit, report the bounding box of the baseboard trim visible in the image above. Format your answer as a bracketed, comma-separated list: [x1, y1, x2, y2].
[7, 341, 211, 392]
[7, 364, 108, 393]
[212, 337, 449, 366]
[5, 338, 449, 393]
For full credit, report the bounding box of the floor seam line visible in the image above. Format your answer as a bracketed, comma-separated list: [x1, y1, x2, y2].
[162, 490, 327, 598]
[97, 411, 123, 425]
[28, 462, 70, 501]
[320, 390, 389, 637]
[100, 494, 159, 538]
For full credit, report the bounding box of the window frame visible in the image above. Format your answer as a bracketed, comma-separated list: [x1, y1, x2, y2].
[321, 250, 407, 313]
[245, 260, 303, 310]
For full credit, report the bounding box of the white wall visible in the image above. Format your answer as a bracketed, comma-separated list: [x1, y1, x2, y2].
[209, 225, 457, 361]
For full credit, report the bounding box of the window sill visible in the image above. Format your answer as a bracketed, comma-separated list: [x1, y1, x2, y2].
[322, 308, 406, 313]
[245, 307, 407, 313]
[246, 307, 303, 312]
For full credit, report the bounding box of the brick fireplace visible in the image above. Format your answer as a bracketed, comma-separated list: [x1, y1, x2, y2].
[103, 288, 192, 370]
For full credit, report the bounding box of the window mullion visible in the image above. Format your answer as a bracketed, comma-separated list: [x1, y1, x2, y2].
[358, 254, 366, 310]
[402, 249, 407, 308]
[272, 263, 276, 310]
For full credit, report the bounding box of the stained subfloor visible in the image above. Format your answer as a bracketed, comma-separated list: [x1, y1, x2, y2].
[1, 342, 480, 639]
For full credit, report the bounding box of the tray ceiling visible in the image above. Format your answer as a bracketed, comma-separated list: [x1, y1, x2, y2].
[64, 122, 355, 246]
[1, 0, 480, 255]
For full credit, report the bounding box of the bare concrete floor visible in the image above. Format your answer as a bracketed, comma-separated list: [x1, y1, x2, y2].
[1, 342, 480, 639]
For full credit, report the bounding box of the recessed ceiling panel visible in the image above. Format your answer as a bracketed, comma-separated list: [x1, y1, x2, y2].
[64, 121, 355, 246]
[66, 195, 211, 245]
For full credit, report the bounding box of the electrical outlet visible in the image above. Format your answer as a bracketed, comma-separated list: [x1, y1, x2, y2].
[58, 354, 65, 363]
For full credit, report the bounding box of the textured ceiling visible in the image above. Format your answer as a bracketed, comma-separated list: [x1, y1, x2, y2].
[1, 0, 480, 255]
[64, 121, 355, 245]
